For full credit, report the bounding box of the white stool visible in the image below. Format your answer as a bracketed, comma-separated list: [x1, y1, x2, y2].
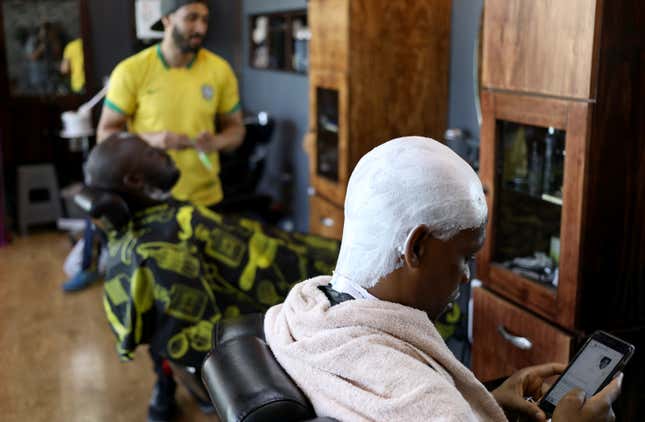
[17, 164, 62, 235]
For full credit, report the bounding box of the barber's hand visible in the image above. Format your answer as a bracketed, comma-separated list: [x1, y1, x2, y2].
[161, 131, 192, 150]
[142, 131, 192, 150]
[552, 373, 622, 422]
[492, 363, 566, 421]
[194, 131, 221, 153]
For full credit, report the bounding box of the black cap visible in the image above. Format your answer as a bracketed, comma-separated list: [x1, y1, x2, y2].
[150, 0, 208, 32]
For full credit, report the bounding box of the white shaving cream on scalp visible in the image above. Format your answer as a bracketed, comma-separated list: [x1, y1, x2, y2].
[333, 136, 487, 289]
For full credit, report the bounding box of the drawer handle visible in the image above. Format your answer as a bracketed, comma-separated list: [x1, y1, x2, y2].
[321, 217, 335, 227]
[497, 325, 533, 350]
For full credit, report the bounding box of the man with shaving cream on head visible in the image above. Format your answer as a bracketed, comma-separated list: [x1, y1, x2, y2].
[264, 137, 622, 421]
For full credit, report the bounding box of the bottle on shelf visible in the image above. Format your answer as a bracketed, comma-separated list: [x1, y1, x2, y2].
[542, 127, 556, 195]
[527, 133, 543, 198]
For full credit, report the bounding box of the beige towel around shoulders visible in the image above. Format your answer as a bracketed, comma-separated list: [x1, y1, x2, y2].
[264, 276, 507, 422]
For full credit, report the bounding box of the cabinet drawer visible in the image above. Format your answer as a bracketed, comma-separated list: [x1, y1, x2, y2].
[309, 194, 343, 240]
[472, 287, 572, 382]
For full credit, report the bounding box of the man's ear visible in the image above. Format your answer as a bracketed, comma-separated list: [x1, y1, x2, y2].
[161, 15, 172, 30]
[122, 173, 144, 190]
[403, 224, 429, 268]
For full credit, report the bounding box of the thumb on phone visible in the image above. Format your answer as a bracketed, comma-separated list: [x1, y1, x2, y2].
[551, 388, 586, 421]
[586, 372, 623, 409]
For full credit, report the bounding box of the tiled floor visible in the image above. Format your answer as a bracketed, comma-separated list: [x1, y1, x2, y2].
[0, 232, 217, 422]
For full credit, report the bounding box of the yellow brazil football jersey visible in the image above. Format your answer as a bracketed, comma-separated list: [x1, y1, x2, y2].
[105, 44, 241, 206]
[63, 38, 85, 93]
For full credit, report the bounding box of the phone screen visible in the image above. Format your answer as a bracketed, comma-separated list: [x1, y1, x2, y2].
[542, 339, 624, 406]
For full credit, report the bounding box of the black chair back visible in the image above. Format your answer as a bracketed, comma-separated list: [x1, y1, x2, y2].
[220, 111, 275, 199]
[202, 314, 337, 422]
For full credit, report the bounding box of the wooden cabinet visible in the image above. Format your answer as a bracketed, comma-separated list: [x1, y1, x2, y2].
[305, 0, 452, 237]
[309, 194, 343, 241]
[474, 0, 644, 418]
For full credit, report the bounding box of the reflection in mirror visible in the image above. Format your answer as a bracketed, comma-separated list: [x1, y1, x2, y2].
[2, 0, 84, 96]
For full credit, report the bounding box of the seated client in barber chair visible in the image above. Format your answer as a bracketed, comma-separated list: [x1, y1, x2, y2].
[261, 137, 622, 421]
[82, 133, 339, 421]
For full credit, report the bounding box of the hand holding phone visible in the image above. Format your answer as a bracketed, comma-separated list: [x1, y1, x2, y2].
[539, 331, 634, 418]
[491, 363, 566, 421]
[551, 373, 623, 422]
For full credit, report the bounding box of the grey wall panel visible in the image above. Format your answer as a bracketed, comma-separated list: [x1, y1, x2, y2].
[206, 0, 242, 73]
[448, 0, 484, 146]
[242, 0, 309, 231]
[87, 0, 133, 84]
[87, 0, 240, 83]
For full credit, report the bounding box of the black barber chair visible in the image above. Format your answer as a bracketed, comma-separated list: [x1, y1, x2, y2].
[202, 314, 338, 422]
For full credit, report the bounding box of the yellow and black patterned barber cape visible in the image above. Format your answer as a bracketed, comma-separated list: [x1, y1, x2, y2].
[103, 201, 339, 368]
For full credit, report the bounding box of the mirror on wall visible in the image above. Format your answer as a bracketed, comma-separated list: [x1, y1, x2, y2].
[1, 0, 87, 96]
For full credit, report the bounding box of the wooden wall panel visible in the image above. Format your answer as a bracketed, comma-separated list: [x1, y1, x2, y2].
[579, 0, 645, 331]
[348, 0, 451, 170]
[309, 0, 348, 73]
[482, 0, 599, 99]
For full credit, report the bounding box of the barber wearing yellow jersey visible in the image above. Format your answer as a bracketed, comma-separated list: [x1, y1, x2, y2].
[97, 0, 245, 209]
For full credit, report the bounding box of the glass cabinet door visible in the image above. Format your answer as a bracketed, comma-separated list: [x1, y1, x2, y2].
[478, 90, 591, 329]
[315, 87, 339, 182]
[308, 70, 348, 206]
[493, 121, 566, 290]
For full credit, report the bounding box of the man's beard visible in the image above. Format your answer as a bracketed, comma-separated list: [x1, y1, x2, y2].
[172, 26, 203, 53]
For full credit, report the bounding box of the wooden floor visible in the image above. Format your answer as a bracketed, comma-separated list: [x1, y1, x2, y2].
[0, 232, 217, 422]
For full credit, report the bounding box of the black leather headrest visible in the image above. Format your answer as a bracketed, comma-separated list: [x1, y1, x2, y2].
[202, 314, 331, 422]
[73, 186, 131, 230]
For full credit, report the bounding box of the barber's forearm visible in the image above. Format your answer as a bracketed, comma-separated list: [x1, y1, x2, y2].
[97, 123, 124, 143]
[138, 132, 167, 148]
[97, 106, 128, 143]
[214, 124, 245, 152]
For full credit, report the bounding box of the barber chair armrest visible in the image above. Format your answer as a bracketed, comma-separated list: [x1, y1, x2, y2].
[202, 335, 315, 422]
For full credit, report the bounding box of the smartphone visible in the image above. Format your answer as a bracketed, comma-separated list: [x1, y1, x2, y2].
[539, 330, 635, 416]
